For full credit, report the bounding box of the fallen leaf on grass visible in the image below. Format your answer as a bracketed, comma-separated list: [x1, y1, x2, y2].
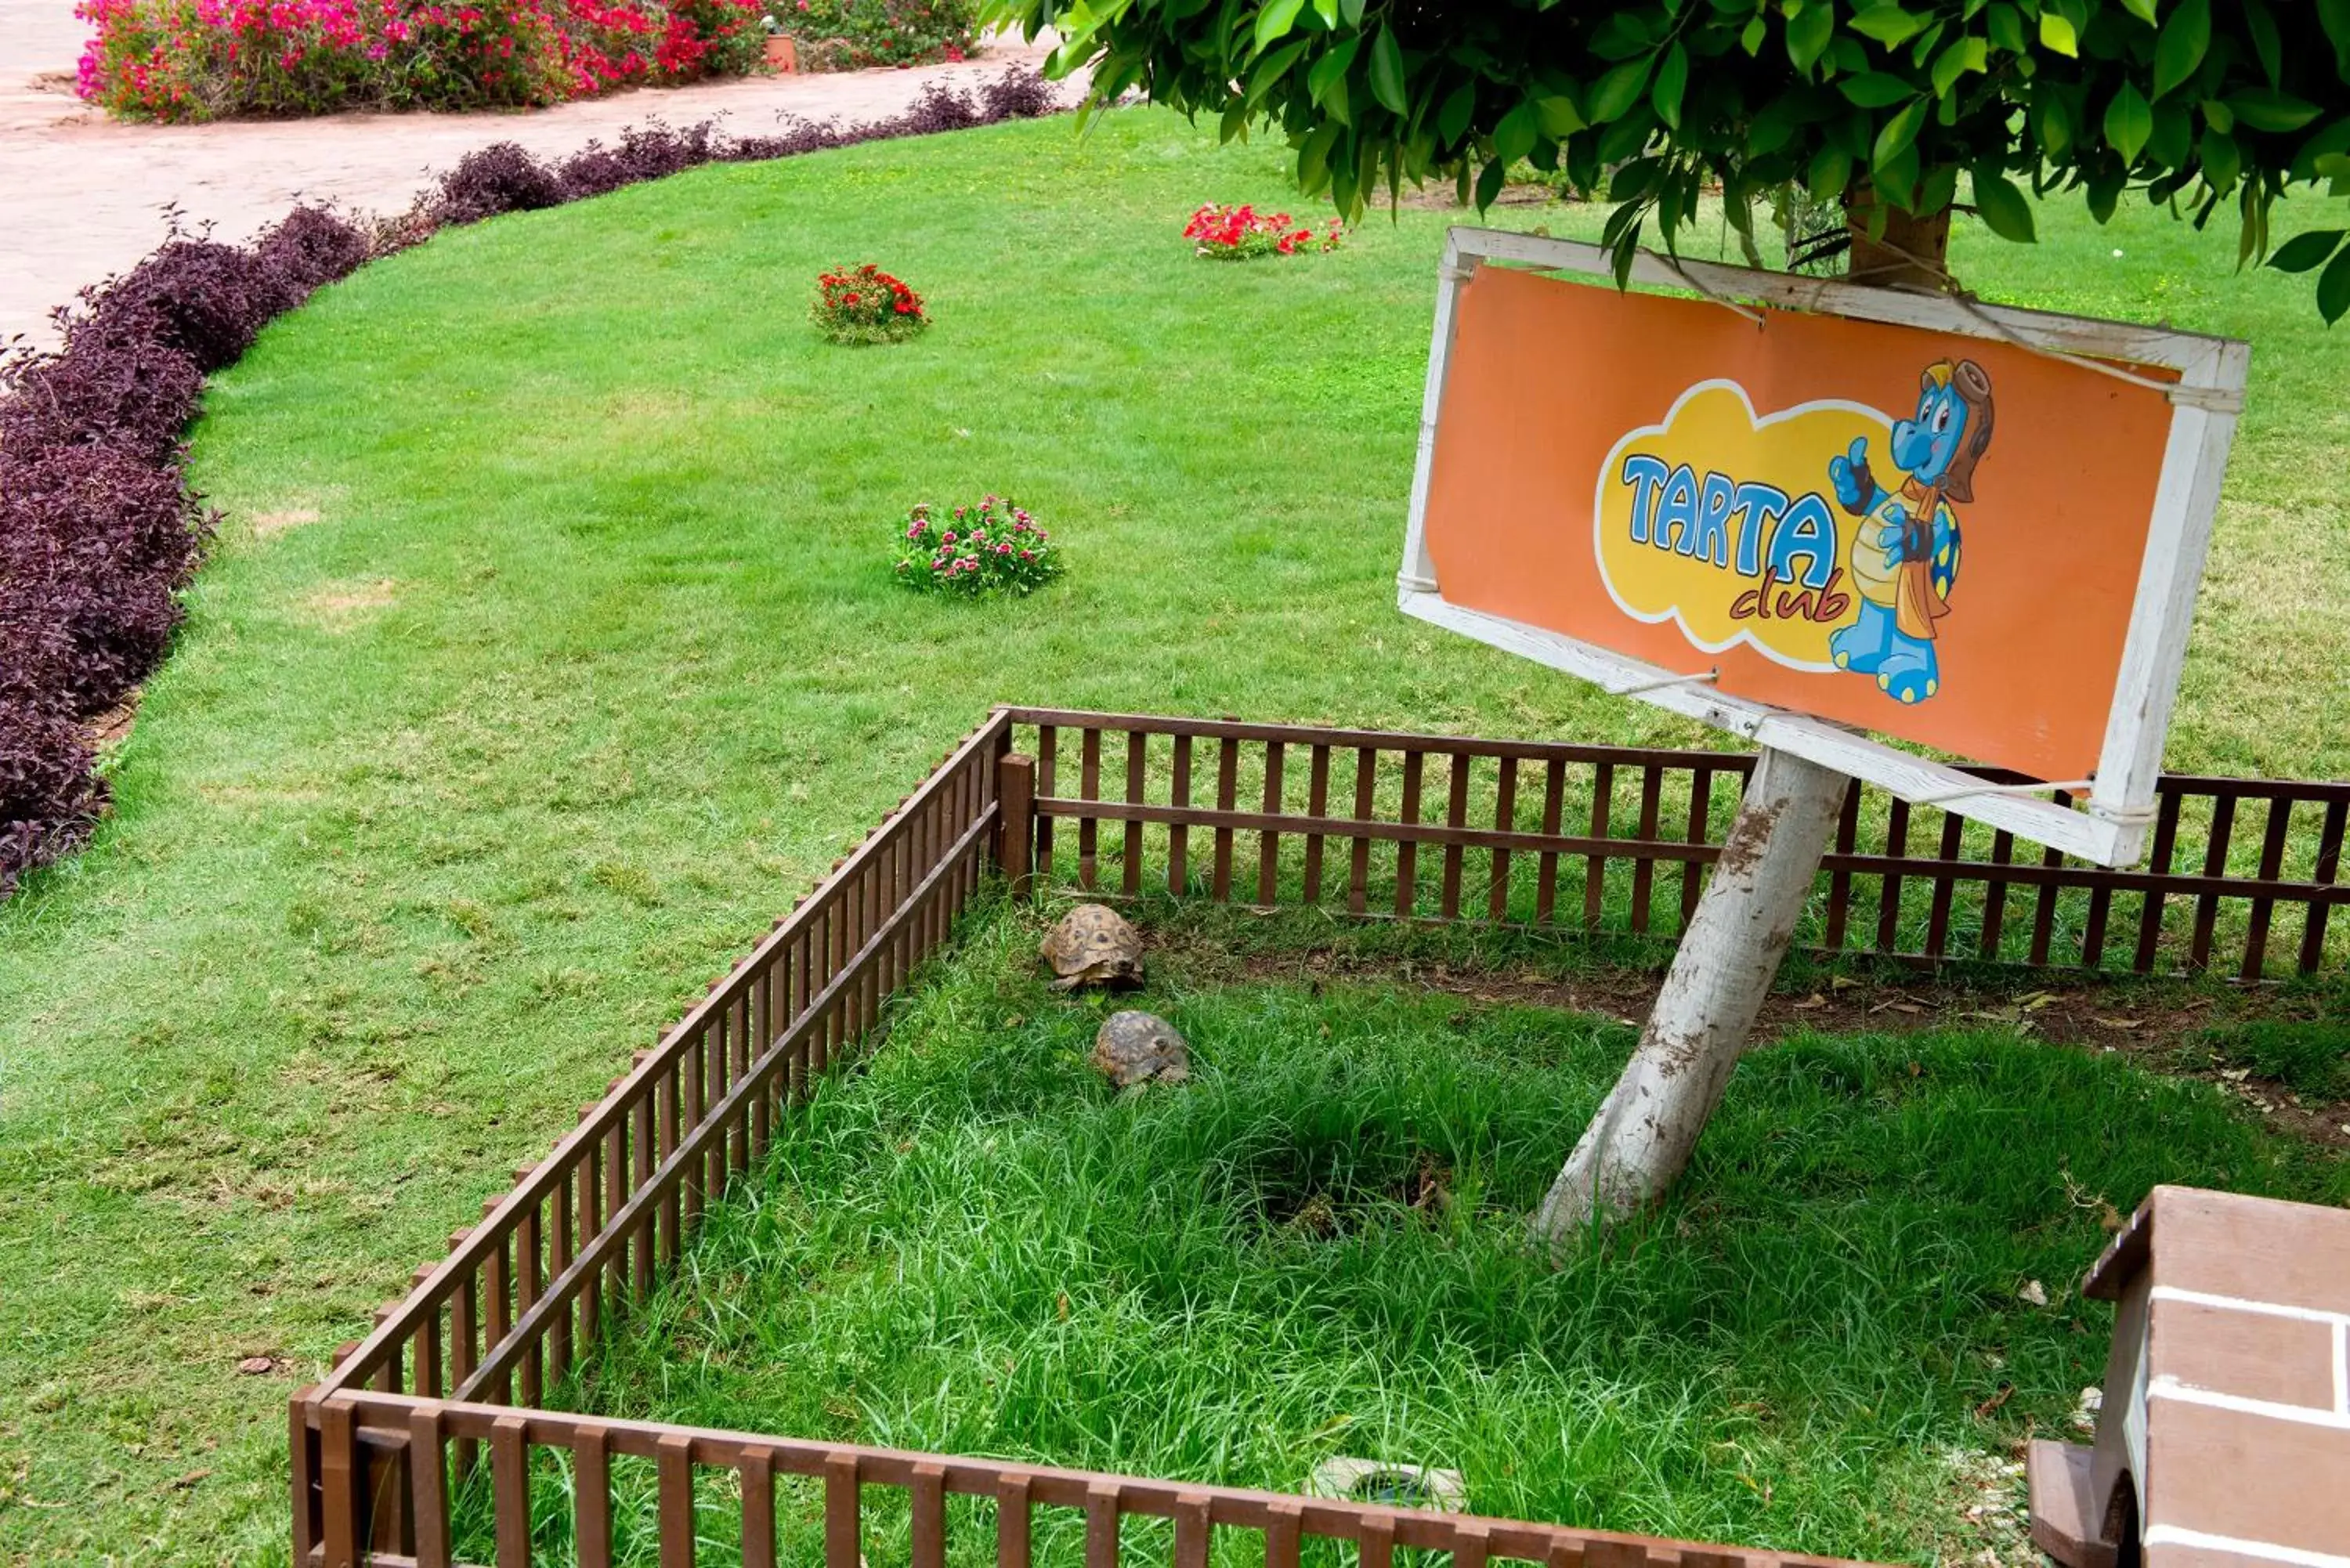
[1974, 1384, 2016, 1419]
[2018, 1279, 2049, 1307]
[2092, 1017, 2141, 1030]
[1792, 993, 1828, 1010]
[237, 1356, 275, 1375]
[168, 1469, 212, 1490]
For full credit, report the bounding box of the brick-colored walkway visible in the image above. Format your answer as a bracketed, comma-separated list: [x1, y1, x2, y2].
[0, 0, 1066, 349]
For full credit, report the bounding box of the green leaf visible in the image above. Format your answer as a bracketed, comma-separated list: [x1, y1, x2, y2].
[2267, 228, 2346, 273]
[1338, 0, 1364, 22]
[1985, 2, 2025, 54]
[1651, 40, 1688, 129]
[2116, 0, 2156, 23]
[1586, 56, 1653, 122]
[1367, 24, 1406, 114]
[2038, 9, 2077, 56]
[1839, 72, 1917, 107]
[1534, 92, 1585, 139]
[1872, 96, 1929, 169]
[2035, 90, 2074, 157]
[1741, 15, 1766, 56]
[2105, 81, 2152, 163]
[2321, 0, 2350, 75]
[1251, 0, 1306, 57]
[1296, 120, 1343, 192]
[1310, 0, 1337, 27]
[2152, 0, 2208, 101]
[2319, 243, 2350, 323]
[2243, 0, 2282, 87]
[2226, 91, 2323, 134]
[2319, 153, 2350, 180]
[1474, 155, 1508, 211]
[2200, 127, 2240, 196]
[1808, 144, 1853, 202]
[1849, 6, 1929, 47]
[1492, 99, 1540, 165]
[1306, 35, 1358, 107]
[1247, 38, 1309, 104]
[1971, 165, 2036, 240]
[1931, 35, 1987, 97]
[1437, 81, 1474, 146]
[1787, 2, 1834, 76]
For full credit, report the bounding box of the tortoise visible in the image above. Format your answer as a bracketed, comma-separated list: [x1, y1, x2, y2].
[1091, 1010, 1189, 1088]
[1039, 904, 1144, 991]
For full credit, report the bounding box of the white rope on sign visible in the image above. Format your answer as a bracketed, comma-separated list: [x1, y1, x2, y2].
[1647, 252, 1767, 326]
[1860, 237, 2245, 414]
[1912, 775, 2095, 807]
[1609, 668, 1720, 698]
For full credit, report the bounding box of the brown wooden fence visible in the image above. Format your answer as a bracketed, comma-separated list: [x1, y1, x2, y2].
[1001, 710, 2350, 982]
[291, 705, 2346, 1566]
[300, 1389, 1870, 1568]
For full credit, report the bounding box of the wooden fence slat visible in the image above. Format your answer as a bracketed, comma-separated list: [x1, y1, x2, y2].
[1078, 727, 1101, 891]
[1979, 828, 2016, 963]
[1679, 766, 1712, 927]
[1265, 1498, 1303, 1568]
[826, 1452, 861, 1568]
[1173, 1490, 1212, 1568]
[491, 1414, 530, 1568]
[1629, 767, 1661, 934]
[1168, 735, 1191, 896]
[1822, 779, 1861, 952]
[1875, 798, 1911, 952]
[1258, 741, 1285, 907]
[1303, 745, 1332, 905]
[2190, 792, 2238, 971]
[1535, 758, 1565, 926]
[1035, 726, 1058, 887]
[1582, 761, 1613, 930]
[1123, 733, 1145, 898]
[407, 1405, 449, 1568]
[997, 1473, 1033, 1568]
[577, 1424, 614, 1568]
[1394, 752, 1426, 918]
[2026, 793, 2070, 968]
[1441, 751, 1470, 921]
[2300, 799, 2348, 974]
[1349, 749, 1376, 916]
[2241, 796, 2294, 981]
[1491, 756, 1518, 921]
[741, 1451, 777, 1568]
[660, 1431, 697, 1568]
[2134, 788, 2184, 972]
[1212, 738, 1239, 901]
[319, 1399, 359, 1568]
[1084, 1479, 1122, 1568]
[1923, 812, 1965, 959]
[913, 1462, 948, 1568]
[1359, 1515, 1394, 1568]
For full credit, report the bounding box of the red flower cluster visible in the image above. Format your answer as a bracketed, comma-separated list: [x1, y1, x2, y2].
[74, 0, 758, 119]
[811, 262, 930, 344]
[1182, 203, 1345, 262]
[894, 497, 1062, 598]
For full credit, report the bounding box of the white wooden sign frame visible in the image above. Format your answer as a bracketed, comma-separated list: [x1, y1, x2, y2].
[1397, 227, 2250, 869]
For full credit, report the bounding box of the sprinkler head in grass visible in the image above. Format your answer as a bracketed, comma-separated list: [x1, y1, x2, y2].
[1040, 903, 1144, 992]
[1305, 1458, 1466, 1513]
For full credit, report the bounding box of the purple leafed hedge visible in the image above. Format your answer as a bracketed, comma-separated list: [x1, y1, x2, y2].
[0, 67, 1060, 898]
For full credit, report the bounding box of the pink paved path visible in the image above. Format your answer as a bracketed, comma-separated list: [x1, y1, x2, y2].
[0, 0, 1065, 349]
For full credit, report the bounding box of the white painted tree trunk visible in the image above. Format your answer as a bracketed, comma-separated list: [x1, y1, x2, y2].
[1531, 746, 1848, 1252]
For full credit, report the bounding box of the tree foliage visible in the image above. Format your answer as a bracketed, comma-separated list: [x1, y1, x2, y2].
[992, 0, 2350, 318]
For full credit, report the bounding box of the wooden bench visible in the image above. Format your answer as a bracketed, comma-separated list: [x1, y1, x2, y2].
[2028, 1184, 2350, 1568]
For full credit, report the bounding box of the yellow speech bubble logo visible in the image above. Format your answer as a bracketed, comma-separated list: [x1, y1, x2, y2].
[1594, 381, 1890, 670]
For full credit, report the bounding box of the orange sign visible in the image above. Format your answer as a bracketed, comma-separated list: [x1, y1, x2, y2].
[1418, 263, 2182, 782]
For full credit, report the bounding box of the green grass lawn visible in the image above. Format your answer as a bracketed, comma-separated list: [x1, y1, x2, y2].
[0, 105, 2344, 1563]
[550, 900, 2342, 1566]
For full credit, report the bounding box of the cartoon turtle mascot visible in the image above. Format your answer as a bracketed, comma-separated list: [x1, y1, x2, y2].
[1826, 359, 1994, 704]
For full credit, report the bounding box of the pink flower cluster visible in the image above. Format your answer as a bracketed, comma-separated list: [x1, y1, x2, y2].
[1182, 203, 1345, 261]
[895, 497, 1062, 598]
